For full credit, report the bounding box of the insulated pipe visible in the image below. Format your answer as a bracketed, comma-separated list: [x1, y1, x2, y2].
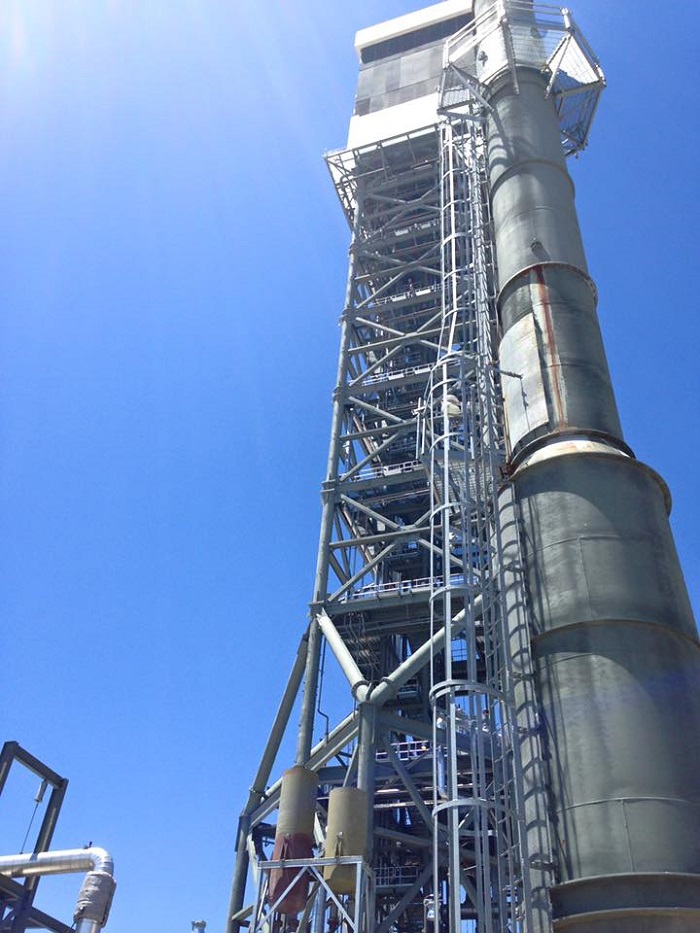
[228, 630, 310, 933]
[0, 847, 116, 933]
[323, 787, 369, 894]
[316, 612, 368, 699]
[269, 766, 318, 915]
[0, 847, 113, 878]
[474, 1, 700, 928]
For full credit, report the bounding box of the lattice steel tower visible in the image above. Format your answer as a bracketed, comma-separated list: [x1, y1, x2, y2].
[228, 3, 700, 931]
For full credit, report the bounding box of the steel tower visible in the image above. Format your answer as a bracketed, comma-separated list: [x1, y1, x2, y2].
[228, 3, 700, 931]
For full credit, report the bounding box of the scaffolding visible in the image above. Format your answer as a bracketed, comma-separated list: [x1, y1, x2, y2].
[232, 111, 535, 933]
[228, 4, 608, 931]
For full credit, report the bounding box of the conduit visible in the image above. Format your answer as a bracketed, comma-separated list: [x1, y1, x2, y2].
[0, 847, 116, 933]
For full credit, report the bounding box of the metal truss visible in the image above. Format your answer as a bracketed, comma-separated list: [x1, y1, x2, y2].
[317, 127, 448, 933]
[228, 27, 570, 930]
[251, 858, 374, 933]
[227, 126, 452, 933]
[230, 118, 534, 933]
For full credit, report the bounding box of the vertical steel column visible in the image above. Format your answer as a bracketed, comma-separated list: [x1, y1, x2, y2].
[228, 633, 309, 933]
[296, 188, 365, 768]
[472, 1, 700, 928]
[356, 703, 376, 863]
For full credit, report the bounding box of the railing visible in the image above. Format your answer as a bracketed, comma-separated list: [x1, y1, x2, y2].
[342, 459, 424, 482]
[360, 363, 433, 388]
[442, 0, 605, 155]
[340, 573, 475, 603]
[376, 740, 431, 763]
[375, 864, 422, 889]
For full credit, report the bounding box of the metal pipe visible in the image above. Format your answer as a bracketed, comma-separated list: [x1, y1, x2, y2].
[0, 847, 115, 933]
[316, 612, 368, 700]
[252, 712, 359, 825]
[227, 816, 251, 933]
[0, 847, 113, 877]
[311, 187, 365, 605]
[295, 618, 322, 765]
[366, 632, 444, 706]
[253, 629, 309, 805]
[228, 630, 310, 933]
[75, 920, 101, 933]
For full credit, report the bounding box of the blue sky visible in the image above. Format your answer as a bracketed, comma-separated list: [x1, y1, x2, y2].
[1, 1, 698, 930]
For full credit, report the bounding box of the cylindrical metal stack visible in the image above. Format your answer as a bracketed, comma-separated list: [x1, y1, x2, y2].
[474, 1, 700, 928]
[323, 787, 369, 894]
[269, 766, 318, 915]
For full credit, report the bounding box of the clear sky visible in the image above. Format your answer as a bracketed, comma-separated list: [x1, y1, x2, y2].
[1, 1, 699, 930]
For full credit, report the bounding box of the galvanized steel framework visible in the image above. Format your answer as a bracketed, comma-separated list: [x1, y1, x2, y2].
[229, 3, 700, 931]
[229, 115, 530, 932]
[425, 114, 533, 933]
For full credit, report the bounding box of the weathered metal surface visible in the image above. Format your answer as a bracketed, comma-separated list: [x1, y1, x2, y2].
[323, 788, 369, 893]
[230, 4, 700, 931]
[499, 264, 621, 452]
[474, 1, 700, 929]
[551, 872, 700, 930]
[500, 311, 549, 446]
[485, 72, 588, 283]
[516, 453, 696, 639]
[489, 69, 621, 454]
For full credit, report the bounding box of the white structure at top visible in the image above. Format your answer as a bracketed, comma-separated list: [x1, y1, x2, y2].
[353, 0, 473, 53]
[347, 0, 472, 148]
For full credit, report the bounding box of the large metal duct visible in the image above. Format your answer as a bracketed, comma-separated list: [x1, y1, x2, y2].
[472, 1, 700, 928]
